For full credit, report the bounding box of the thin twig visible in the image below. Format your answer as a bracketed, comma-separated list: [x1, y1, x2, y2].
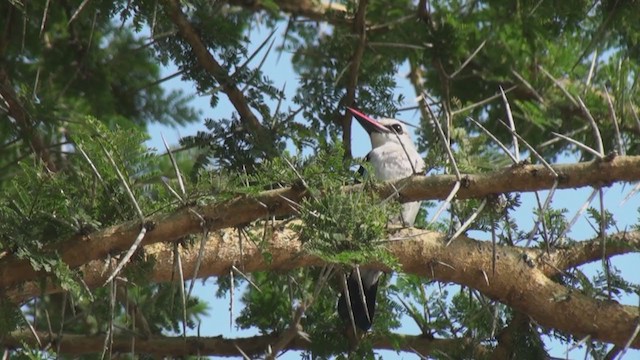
[173, 243, 187, 337]
[103, 227, 148, 285]
[603, 86, 624, 155]
[449, 39, 487, 79]
[576, 96, 605, 156]
[551, 132, 602, 158]
[353, 266, 371, 323]
[99, 142, 144, 221]
[428, 181, 461, 226]
[446, 199, 487, 246]
[539, 125, 589, 148]
[538, 66, 578, 107]
[500, 86, 520, 162]
[231, 265, 262, 293]
[467, 117, 518, 163]
[511, 69, 544, 102]
[557, 188, 599, 246]
[161, 133, 186, 198]
[585, 50, 598, 89]
[450, 86, 518, 116]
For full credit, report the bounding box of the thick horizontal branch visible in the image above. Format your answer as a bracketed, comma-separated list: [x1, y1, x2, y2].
[227, 0, 348, 24]
[9, 225, 640, 349]
[1, 155, 639, 290]
[3, 330, 484, 358]
[551, 231, 640, 272]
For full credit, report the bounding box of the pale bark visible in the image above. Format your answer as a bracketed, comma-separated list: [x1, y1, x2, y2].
[8, 223, 640, 349]
[227, 0, 348, 23]
[1, 155, 639, 290]
[3, 330, 486, 358]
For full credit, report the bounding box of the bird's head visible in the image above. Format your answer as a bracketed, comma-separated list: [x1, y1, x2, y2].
[347, 107, 413, 149]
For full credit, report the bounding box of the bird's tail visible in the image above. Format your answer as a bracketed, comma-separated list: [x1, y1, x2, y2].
[337, 269, 382, 331]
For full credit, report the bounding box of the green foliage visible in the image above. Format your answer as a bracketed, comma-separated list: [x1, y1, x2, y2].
[0, 118, 173, 299]
[1, 0, 639, 358]
[0, 297, 22, 335]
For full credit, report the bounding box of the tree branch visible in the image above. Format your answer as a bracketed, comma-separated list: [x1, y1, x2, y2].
[2, 330, 485, 357]
[0, 68, 58, 172]
[1, 155, 640, 290]
[552, 231, 640, 272]
[226, 0, 349, 24]
[341, 0, 368, 159]
[8, 224, 640, 349]
[162, 0, 271, 145]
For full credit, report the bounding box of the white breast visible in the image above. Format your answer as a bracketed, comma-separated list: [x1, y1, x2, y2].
[368, 143, 425, 226]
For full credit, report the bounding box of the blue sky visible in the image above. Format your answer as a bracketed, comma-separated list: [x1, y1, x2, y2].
[145, 23, 640, 359]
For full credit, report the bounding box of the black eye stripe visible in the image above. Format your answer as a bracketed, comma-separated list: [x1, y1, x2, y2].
[388, 124, 403, 134]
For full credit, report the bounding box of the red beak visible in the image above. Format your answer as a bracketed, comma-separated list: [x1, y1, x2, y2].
[347, 107, 390, 134]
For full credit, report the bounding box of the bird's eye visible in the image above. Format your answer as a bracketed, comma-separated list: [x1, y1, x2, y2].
[390, 124, 403, 134]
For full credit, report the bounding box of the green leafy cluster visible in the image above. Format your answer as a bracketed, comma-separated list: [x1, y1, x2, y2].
[0, 118, 172, 300]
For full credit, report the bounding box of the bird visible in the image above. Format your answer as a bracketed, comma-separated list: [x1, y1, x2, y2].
[337, 107, 426, 332]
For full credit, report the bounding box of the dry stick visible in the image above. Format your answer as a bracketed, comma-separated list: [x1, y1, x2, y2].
[150, 0, 159, 34]
[39, 0, 51, 37]
[367, 14, 416, 31]
[161, 177, 184, 203]
[100, 280, 116, 360]
[367, 42, 428, 50]
[619, 320, 640, 359]
[446, 199, 487, 246]
[99, 143, 144, 221]
[632, 102, 640, 134]
[449, 39, 487, 79]
[103, 228, 147, 286]
[340, 273, 358, 339]
[603, 86, 625, 155]
[538, 65, 579, 107]
[556, 188, 599, 246]
[234, 28, 278, 81]
[429, 182, 461, 227]
[450, 85, 517, 117]
[500, 86, 520, 162]
[576, 96, 605, 156]
[98, 142, 151, 285]
[231, 265, 262, 293]
[511, 69, 544, 103]
[229, 266, 235, 332]
[19, 311, 41, 348]
[599, 188, 613, 301]
[498, 122, 560, 247]
[186, 215, 207, 299]
[239, 37, 277, 95]
[395, 295, 424, 331]
[55, 292, 67, 355]
[467, 117, 518, 164]
[32, 67, 41, 101]
[585, 49, 598, 89]
[161, 133, 186, 197]
[353, 266, 371, 324]
[173, 243, 187, 337]
[67, 0, 91, 24]
[232, 343, 251, 360]
[566, 335, 591, 358]
[266, 305, 306, 360]
[161, 134, 209, 301]
[551, 132, 602, 158]
[500, 123, 557, 178]
[421, 94, 463, 225]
